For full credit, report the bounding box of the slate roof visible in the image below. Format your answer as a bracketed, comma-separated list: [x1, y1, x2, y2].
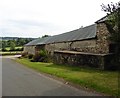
[25, 24, 97, 46]
[96, 10, 119, 23]
[25, 37, 47, 46]
[95, 16, 108, 23]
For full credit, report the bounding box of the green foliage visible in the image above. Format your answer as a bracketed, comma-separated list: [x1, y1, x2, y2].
[41, 35, 50, 38]
[1, 41, 7, 51]
[0, 37, 33, 52]
[32, 52, 41, 62]
[0, 41, 2, 49]
[105, 13, 120, 42]
[0, 38, 34, 48]
[32, 49, 48, 62]
[39, 49, 48, 62]
[1, 48, 7, 52]
[101, 2, 120, 43]
[10, 41, 16, 51]
[28, 54, 33, 59]
[101, 2, 120, 68]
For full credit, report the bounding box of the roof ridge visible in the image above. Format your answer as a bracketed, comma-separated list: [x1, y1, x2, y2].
[25, 24, 97, 46]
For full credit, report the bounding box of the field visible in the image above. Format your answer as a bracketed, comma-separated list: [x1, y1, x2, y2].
[0, 51, 22, 56]
[0, 46, 23, 55]
[0, 46, 23, 51]
[5, 46, 22, 51]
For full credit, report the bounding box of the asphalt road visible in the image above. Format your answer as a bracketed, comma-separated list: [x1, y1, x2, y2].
[2, 57, 102, 96]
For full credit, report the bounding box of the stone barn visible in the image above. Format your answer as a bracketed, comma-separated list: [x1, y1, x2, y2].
[24, 37, 51, 55]
[24, 16, 116, 70]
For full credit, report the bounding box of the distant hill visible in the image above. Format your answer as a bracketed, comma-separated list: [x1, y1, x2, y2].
[0, 37, 36, 41]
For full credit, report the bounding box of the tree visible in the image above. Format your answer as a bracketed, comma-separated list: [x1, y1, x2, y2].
[101, 2, 120, 69]
[101, 2, 120, 42]
[0, 41, 2, 49]
[42, 35, 50, 38]
[10, 41, 16, 51]
[2, 41, 7, 51]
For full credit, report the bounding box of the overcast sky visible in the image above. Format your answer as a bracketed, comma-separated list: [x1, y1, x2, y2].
[0, 0, 119, 38]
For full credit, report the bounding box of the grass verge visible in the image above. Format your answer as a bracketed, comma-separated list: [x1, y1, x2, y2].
[15, 58, 119, 96]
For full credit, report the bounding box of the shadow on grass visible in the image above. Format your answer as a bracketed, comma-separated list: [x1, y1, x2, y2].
[45, 63, 116, 74]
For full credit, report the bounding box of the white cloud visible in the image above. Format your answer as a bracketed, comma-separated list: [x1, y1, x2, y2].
[0, 0, 119, 38]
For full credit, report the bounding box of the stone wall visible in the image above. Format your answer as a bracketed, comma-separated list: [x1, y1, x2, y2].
[45, 39, 96, 56]
[35, 45, 45, 52]
[45, 42, 70, 55]
[95, 23, 110, 54]
[24, 46, 36, 55]
[24, 45, 45, 55]
[53, 50, 115, 70]
[70, 40, 97, 52]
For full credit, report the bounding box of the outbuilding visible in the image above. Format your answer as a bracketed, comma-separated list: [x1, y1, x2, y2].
[24, 16, 116, 70]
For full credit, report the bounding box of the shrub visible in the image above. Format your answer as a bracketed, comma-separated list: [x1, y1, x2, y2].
[28, 54, 33, 59]
[32, 50, 48, 62]
[9, 49, 15, 51]
[21, 52, 28, 58]
[39, 50, 48, 62]
[15, 48, 20, 51]
[21, 47, 23, 51]
[1, 48, 7, 52]
[39, 50, 47, 57]
[32, 52, 41, 62]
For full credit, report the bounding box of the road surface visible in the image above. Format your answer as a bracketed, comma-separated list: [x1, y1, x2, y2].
[2, 56, 102, 96]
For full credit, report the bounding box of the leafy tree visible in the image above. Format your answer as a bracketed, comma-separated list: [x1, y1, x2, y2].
[1, 37, 34, 51]
[101, 2, 120, 69]
[16, 38, 25, 46]
[101, 2, 120, 42]
[16, 38, 33, 46]
[0, 41, 2, 49]
[2, 41, 7, 51]
[10, 41, 16, 51]
[42, 35, 50, 38]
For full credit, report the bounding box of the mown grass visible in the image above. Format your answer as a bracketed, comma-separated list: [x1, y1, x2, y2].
[16, 58, 119, 96]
